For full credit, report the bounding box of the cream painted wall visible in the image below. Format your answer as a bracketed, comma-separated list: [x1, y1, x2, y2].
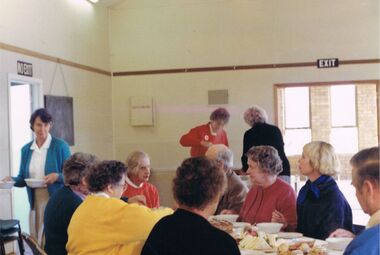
[0, 0, 110, 70]
[110, 0, 380, 170]
[0, 0, 113, 233]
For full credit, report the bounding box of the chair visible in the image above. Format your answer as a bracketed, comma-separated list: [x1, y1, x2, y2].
[21, 232, 47, 255]
[0, 219, 24, 255]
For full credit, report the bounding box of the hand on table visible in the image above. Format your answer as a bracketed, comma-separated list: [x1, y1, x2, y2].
[44, 173, 59, 184]
[1, 176, 13, 182]
[329, 228, 355, 238]
[271, 210, 288, 229]
[128, 195, 146, 205]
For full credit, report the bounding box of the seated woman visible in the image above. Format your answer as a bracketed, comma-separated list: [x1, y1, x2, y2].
[238, 145, 297, 231]
[44, 152, 97, 255]
[66, 160, 172, 255]
[122, 151, 160, 208]
[296, 141, 352, 239]
[141, 157, 240, 255]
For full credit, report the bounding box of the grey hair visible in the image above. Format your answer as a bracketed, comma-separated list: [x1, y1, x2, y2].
[350, 146, 379, 188]
[126, 150, 149, 176]
[246, 145, 283, 176]
[244, 105, 268, 127]
[63, 152, 98, 186]
[205, 144, 234, 169]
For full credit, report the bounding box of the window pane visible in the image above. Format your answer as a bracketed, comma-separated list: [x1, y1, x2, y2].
[330, 127, 358, 153]
[284, 87, 310, 128]
[331, 85, 356, 126]
[284, 129, 311, 156]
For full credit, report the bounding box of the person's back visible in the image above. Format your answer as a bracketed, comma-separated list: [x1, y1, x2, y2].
[344, 224, 380, 255]
[141, 209, 240, 255]
[67, 195, 172, 255]
[44, 186, 82, 255]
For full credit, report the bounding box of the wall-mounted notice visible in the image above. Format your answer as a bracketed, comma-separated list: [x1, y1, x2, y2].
[17, 61, 33, 76]
[317, 58, 339, 68]
[130, 96, 154, 126]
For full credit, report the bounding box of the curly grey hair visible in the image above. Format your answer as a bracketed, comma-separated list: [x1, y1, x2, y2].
[244, 105, 268, 127]
[246, 145, 283, 176]
[63, 152, 98, 186]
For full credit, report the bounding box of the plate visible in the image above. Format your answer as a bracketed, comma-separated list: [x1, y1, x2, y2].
[277, 232, 303, 239]
[233, 222, 251, 229]
[0, 181, 15, 189]
[209, 214, 239, 222]
[25, 178, 46, 188]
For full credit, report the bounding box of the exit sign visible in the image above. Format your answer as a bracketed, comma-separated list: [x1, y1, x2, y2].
[17, 61, 33, 76]
[317, 58, 339, 68]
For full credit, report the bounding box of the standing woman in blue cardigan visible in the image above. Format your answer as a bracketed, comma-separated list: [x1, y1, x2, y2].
[2, 108, 71, 240]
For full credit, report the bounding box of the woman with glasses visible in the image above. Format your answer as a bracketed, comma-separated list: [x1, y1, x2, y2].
[66, 160, 172, 255]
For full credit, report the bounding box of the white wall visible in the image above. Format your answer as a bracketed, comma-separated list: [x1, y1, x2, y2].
[0, 0, 113, 228]
[110, 0, 380, 169]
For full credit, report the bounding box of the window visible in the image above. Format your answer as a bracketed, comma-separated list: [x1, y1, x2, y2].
[330, 85, 358, 153]
[283, 87, 311, 155]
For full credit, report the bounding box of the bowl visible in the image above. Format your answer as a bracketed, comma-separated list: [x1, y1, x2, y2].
[25, 178, 46, 188]
[210, 214, 239, 222]
[326, 237, 353, 250]
[0, 181, 15, 189]
[256, 222, 283, 234]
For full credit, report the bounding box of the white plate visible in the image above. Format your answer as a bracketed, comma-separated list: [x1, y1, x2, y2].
[0, 181, 15, 189]
[326, 237, 353, 250]
[209, 214, 239, 222]
[277, 232, 303, 239]
[233, 222, 251, 229]
[25, 178, 46, 188]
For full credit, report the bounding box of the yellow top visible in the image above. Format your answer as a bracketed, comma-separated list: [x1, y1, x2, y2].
[66, 195, 173, 255]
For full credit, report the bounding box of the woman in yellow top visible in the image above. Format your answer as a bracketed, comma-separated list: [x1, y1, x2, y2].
[66, 160, 173, 255]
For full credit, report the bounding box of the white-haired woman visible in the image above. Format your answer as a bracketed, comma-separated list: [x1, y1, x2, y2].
[295, 141, 352, 239]
[241, 106, 290, 183]
[122, 151, 159, 208]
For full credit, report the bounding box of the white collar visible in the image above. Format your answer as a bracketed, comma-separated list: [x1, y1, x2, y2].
[209, 124, 217, 136]
[93, 192, 110, 198]
[126, 175, 144, 189]
[367, 209, 380, 228]
[30, 133, 52, 150]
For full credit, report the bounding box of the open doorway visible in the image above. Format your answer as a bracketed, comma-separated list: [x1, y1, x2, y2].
[8, 74, 43, 235]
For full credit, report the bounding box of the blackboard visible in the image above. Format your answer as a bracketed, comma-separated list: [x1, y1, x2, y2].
[44, 95, 75, 146]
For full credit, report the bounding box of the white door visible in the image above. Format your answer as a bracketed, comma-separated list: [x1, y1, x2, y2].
[8, 74, 43, 234]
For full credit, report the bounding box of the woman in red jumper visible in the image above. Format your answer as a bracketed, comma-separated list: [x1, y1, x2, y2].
[238, 145, 297, 231]
[180, 107, 230, 157]
[122, 151, 160, 208]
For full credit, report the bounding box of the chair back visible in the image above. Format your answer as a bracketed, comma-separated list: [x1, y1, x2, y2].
[21, 232, 47, 255]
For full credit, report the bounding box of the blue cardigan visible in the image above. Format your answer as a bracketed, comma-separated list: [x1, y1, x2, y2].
[13, 136, 71, 208]
[344, 224, 380, 255]
[296, 176, 353, 240]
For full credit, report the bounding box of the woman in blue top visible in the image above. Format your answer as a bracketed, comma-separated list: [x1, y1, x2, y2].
[296, 141, 352, 239]
[3, 108, 71, 240]
[274, 141, 352, 239]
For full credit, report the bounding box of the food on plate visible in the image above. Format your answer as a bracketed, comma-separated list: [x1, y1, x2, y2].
[209, 218, 233, 234]
[239, 234, 272, 250]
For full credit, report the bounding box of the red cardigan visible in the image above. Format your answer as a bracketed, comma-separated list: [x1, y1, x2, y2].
[239, 178, 297, 231]
[122, 182, 160, 209]
[180, 123, 229, 157]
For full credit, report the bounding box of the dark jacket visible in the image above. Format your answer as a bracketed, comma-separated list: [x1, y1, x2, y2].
[44, 186, 83, 255]
[297, 176, 353, 240]
[241, 122, 290, 176]
[141, 209, 240, 255]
